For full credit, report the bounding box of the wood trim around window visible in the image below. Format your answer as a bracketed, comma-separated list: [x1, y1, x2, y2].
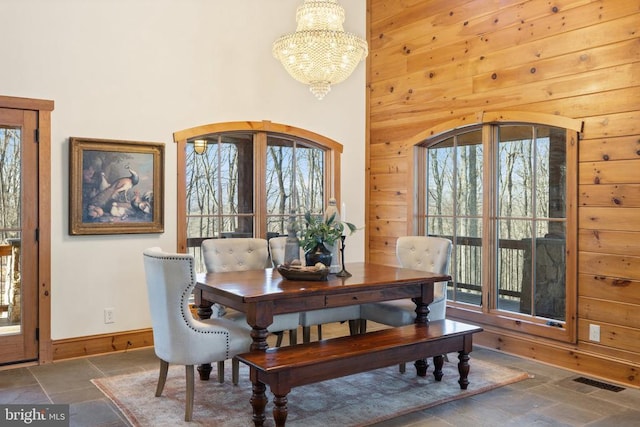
[408, 111, 581, 344]
[173, 120, 344, 253]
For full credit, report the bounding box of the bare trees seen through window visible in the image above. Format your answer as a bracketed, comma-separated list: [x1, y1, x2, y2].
[424, 124, 567, 322]
[185, 132, 325, 240]
[0, 128, 20, 240]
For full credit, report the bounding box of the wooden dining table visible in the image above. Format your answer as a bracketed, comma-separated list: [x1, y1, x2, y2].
[194, 262, 451, 352]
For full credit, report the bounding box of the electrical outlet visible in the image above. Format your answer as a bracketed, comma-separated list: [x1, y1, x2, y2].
[589, 324, 600, 342]
[104, 308, 115, 324]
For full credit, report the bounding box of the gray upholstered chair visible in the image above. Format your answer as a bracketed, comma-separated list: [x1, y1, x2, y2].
[201, 238, 300, 346]
[267, 236, 303, 267]
[360, 236, 452, 371]
[142, 247, 252, 422]
[269, 236, 361, 343]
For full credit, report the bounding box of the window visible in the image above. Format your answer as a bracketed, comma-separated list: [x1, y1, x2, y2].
[265, 134, 325, 235]
[424, 130, 484, 307]
[186, 132, 257, 239]
[174, 121, 343, 264]
[417, 113, 579, 342]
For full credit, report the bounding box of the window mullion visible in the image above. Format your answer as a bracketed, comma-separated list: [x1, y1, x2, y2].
[482, 124, 496, 313]
[531, 126, 538, 318]
[215, 135, 223, 237]
[254, 132, 267, 238]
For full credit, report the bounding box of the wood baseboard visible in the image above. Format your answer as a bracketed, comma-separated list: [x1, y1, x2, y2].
[473, 325, 640, 389]
[50, 322, 639, 390]
[52, 328, 154, 361]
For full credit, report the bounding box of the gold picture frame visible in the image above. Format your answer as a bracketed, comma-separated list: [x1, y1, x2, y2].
[69, 137, 164, 235]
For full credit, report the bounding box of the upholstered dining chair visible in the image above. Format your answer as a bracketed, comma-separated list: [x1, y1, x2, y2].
[269, 236, 361, 343]
[201, 237, 300, 346]
[360, 236, 452, 371]
[142, 247, 252, 421]
[267, 236, 303, 268]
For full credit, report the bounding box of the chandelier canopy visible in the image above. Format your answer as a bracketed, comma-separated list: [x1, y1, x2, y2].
[272, 0, 368, 100]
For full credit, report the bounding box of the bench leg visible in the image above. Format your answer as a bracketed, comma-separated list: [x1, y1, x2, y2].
[250, 381, 268, 426]
[273, 393, 289, 427]
[433, 354, 444, 381]
[457, 350, 470, 390]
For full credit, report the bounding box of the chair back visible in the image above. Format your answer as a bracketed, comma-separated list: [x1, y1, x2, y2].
[142, 247, 215, 362]
[268, 236, 287, 267]
[268, 236, 305, 267]
[201, 238, 270, 273]
[396, 236, 452, 301]
[143, 246, 252, 367]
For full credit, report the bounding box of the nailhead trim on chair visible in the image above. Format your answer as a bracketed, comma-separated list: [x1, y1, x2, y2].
[145, 252, 232, 359]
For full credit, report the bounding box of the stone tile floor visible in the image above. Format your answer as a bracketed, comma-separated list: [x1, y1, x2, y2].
[1, 323, 639, 427]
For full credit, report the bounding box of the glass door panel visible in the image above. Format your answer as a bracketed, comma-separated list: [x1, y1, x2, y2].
[495, 125, 567, 321]
[0, 108, 38, 364]
[0, 127, 21, 334]
[426, 130, 483, 307]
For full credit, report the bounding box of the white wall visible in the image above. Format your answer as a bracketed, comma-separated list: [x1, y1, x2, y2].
[1, 0, 366, 340]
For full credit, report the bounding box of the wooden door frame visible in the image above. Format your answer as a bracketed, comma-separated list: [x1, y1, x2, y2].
[0, 95, 54, 364]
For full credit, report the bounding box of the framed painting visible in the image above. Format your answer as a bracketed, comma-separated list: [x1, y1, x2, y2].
[69, 137, 164, 235]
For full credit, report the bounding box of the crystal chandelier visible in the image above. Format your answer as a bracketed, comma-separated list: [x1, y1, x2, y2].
[272, 0, 368, 100]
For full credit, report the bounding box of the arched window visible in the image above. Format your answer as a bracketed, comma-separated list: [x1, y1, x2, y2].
[415, 112, 581, 342]
[173, 121, 343, 263]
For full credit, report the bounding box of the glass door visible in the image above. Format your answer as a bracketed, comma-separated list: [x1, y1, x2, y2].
[0, 107, 38, 364]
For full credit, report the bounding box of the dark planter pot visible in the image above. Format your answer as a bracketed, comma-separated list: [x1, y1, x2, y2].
[305, 244, 332, 267]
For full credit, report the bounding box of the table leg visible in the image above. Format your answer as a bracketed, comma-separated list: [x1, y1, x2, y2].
[195, 296, 214, 380]
[245, 304, 273, 351]
[250, 327, 270, 352]
[414, 358, 429, 377]
[412, 297, 430, 324]
[413, 296, 431, 376]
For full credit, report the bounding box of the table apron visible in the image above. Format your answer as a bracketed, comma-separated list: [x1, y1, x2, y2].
[270, 295, 326, 313]
[325, 286, 421, 306]
[197, 283, 431, 315]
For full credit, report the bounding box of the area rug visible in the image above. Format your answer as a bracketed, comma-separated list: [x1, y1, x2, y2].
[92, 354, 530, 427]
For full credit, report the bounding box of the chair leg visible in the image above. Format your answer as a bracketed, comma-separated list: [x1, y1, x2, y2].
[185, 365, 195, 422]
[155, 359, 169, 397]
[289, 329, 297, 345]
[302, 325, 322, 343]
[217, 360, 225, 383]
[399, 362, 406, 373]
[359, 319, 367, 333]
[275, 331, 284, 347]
[232, 358, 240, 385]
[348, 319, 360, 335]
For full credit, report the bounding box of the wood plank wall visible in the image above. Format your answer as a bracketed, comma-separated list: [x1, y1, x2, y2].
[366, 0, 640, 386]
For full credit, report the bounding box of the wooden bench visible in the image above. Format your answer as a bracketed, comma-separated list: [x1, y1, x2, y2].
[235, 319, 483, 427]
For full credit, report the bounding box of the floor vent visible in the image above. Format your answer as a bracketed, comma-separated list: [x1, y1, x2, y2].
[573, 377, 625, 392]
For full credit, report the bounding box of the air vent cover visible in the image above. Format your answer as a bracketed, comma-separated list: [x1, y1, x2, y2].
[573, 377, 625, 392]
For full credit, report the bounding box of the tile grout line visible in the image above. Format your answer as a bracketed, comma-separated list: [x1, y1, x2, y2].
[26, 366, 54, 404]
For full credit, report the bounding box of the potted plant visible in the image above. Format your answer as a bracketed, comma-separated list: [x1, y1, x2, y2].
[299, 211, 356, 267]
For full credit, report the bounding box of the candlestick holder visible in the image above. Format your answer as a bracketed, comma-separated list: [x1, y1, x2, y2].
[336, 235, 352, 277]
